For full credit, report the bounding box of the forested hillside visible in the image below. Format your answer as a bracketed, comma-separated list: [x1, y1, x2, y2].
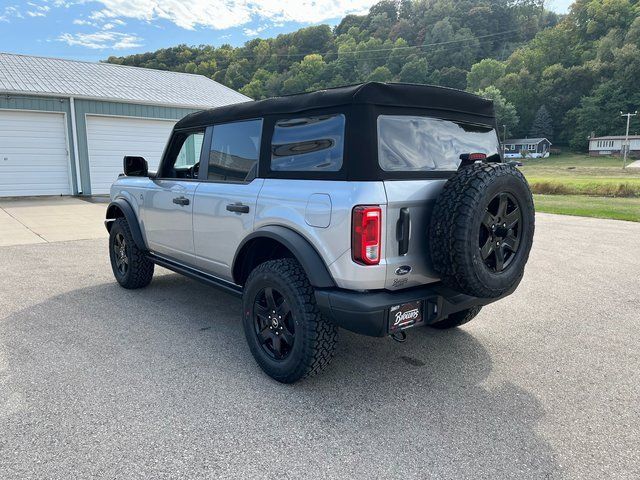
[107, 0, 640, 149]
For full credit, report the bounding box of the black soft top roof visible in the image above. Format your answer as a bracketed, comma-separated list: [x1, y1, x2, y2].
[175, 82, 495, 130]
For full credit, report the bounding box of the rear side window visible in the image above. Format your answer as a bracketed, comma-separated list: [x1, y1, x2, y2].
[377, 115, 500, 172]
[271, 114, 345, 172]
[208, 119, 262, 182]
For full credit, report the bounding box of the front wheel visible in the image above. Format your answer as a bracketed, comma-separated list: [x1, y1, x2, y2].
[242, 258, 338, 383]
[109, 217, 154, 289]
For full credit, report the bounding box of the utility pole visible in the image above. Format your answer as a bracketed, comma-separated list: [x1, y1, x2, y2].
[620, 111, 637, 169]
[503, 124, 507, 158]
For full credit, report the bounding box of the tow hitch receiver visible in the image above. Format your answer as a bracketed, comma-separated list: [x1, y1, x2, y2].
[388, 300, 423, 334]
[390, 331, 407, 343]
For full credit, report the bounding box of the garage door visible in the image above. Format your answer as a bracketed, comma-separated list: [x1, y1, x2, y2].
[86, 115, 176, 194]
[0, 110, 71, 196]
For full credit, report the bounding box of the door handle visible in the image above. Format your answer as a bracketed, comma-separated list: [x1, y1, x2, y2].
[397, 207, 411, 256]
[226, 203, 250, 214]
[173, 196, 190, 206]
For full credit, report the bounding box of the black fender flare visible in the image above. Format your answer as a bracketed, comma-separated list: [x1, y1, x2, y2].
[105, 198, 147, 251]
[233, 226, 336, 288]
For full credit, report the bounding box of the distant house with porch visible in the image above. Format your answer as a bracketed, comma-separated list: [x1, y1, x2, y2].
[588, 135, 640, 158]
[503, 138, 552, 158]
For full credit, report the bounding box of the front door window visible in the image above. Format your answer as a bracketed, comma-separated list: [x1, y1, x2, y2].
[160, 130, 205, 179]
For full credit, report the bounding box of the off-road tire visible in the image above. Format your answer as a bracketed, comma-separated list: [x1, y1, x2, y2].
[109, 217, 154, 289]
[242, 258, 338, 383]
[429, 163, 535, 298]
[430, 306, 482, 330]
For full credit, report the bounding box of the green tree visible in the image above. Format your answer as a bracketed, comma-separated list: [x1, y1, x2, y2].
[476, 86, 520, 136]
[282, 54, 328, 93]
[223, 59, 251, 90]
[239, 69, 275, 99]
[537, 63, 597, 143]
[291, 25, 334, 55]
[436, 66, 468, 90]
[368, 66, 393, 82]
[529, 105, 554, 140]
[386, 38, 412, 74]
[467, 59, 506, 92]
[626, 16, 640, 47]
[496, 69, 538, 137]
[355, 37, 386, 76]
[565, 83, 633, 150]
[399, 58, 428, 83]
[334, 14, 366, 36]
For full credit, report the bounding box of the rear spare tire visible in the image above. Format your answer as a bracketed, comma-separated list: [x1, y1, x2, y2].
[429, 163, 534, 298]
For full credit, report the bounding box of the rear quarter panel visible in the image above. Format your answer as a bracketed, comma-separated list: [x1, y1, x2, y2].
[255, 179, 388, 290]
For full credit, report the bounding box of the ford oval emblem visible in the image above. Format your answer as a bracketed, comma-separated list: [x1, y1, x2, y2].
[395, 265, 412, 276]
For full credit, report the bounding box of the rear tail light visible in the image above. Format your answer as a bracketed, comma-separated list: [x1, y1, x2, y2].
[459, 152, 487, 165]
[468, 152, 487, 161]
[352, 205, 382, 265]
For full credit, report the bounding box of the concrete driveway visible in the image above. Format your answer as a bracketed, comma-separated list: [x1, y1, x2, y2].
[0, 196, 106, 246]
[0, 211, 639, 479]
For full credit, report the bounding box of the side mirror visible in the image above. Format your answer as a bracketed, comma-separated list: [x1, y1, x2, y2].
[123, 156, 148, 177]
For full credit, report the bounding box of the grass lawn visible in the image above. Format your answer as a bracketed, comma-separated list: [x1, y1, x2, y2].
[515, 153, 640, 221]
[534, 195, 640, 222]
[519, 153, 640, 197]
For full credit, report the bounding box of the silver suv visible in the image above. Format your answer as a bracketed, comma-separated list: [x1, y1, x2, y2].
[105, 83, 535, 383]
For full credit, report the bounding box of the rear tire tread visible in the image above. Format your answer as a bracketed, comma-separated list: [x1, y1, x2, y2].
[244, 258, 337, 383]
[429, 163, 534, 298]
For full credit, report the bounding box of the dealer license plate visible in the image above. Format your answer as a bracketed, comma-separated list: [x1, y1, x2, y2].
[388, 301, 423, 333]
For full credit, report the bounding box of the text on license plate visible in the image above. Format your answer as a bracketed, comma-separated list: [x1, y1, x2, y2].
[388, 301, 423, 332]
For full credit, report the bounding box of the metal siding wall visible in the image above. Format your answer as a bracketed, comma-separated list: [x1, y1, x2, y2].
[0, 95, 79, 194]
[74, 99, 198, 194]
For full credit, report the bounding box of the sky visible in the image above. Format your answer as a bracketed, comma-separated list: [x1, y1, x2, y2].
[0, 0, 575, 62]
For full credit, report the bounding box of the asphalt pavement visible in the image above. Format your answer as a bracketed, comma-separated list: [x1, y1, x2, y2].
[0, 213, 638, 479]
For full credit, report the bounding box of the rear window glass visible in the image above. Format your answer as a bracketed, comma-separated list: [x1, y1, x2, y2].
[271, 114, 345, 172]
[377, 115, 500, 172]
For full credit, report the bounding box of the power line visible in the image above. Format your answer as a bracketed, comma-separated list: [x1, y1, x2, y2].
[330, 32, 524, 63]
[236, 28, 522, 59]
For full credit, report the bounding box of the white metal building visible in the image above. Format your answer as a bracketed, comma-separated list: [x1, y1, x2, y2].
[0, 52, 250, 196]
[588, 135, 640, 158]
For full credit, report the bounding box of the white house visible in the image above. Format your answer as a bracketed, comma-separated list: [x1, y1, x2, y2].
[588, 135, 640, 158]
[0, 52, 250, 197]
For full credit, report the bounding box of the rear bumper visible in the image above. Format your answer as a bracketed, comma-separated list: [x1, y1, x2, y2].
[315, 283, 512, 337]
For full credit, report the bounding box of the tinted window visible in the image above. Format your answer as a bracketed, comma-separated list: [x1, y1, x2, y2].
[208, 119, 262, 182]
[377, 115, 500, 172]
[160, 130, 204, 179]
[175, 132, 204, 168]
[271, 114, 345, 172]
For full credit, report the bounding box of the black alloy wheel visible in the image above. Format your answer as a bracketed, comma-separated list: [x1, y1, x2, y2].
[479, 192, 522, 272]
[113, 232, 129, 276]
[241, 258, 338, 383]
[253, 287, 295, 360]
[108, 217, 154, 289]
[428, 163, 535, 298]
